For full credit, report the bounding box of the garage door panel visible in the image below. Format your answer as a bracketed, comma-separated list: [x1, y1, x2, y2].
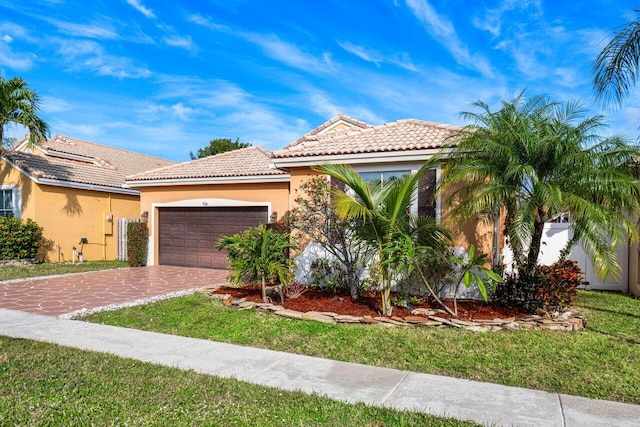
[158, 206, 268, 269]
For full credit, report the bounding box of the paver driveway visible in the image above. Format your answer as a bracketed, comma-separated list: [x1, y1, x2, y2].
[0, 266, 228, 318]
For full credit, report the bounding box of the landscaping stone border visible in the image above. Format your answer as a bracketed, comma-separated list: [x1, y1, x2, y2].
[199, 286, 585, 332]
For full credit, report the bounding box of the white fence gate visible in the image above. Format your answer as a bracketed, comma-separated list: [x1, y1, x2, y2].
[503, 223, 629, 292]
[117, 218, 141, 261]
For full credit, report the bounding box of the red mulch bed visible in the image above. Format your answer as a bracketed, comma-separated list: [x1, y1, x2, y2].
[215, 285, 528, 321]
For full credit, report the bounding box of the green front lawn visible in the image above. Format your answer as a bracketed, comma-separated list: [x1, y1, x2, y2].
[0, 337, 474, 426]
[84, 290, 640, 404]
[0, 260, 128, 281]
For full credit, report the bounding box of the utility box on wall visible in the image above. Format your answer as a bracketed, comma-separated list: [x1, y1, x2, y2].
[103, 212, 114, 235]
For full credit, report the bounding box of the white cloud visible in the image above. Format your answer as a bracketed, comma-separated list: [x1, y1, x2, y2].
[48, 18, 120, 40]
[2, 35, 12, 43]
[186, 13, 230, 32]
[163, 34, 195, 51]
[42, 96, 73, 113]
[0, 43, 34, 70]
[338, 41, 383, 66]
[126, 0, 156, 19]
[242, 32, 326, 72]
[56, 39, 151, 78]
[406, 0, 494, 77]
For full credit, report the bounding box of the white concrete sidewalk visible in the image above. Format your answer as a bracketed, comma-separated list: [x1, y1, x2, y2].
[1, 308, 638, 427]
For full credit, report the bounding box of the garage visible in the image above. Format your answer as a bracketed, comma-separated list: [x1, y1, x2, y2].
[158, 206, 268, 269]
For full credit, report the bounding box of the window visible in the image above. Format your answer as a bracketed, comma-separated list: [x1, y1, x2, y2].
[0, 188, 20, 218]
[337, 167, 439, 220]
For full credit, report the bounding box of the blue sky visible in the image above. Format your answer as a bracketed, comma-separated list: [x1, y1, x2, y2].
[0, 0, 638, 161]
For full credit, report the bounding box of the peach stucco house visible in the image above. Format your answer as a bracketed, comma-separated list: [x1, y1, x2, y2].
[126, 114, 497, 271]
[0, 135, 175, 261]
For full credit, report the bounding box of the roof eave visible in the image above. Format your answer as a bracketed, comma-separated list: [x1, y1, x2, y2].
[2, 156, 139, 196]
[272, 148, 451, 168]
[125, 174, 291, 188]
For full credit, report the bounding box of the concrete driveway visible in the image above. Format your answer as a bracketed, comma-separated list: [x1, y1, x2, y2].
[0, 265, 228, 318]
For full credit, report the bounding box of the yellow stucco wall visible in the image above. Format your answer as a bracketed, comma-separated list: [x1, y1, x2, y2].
[138, 182, 290, 265]
[1, 159, 140, 262]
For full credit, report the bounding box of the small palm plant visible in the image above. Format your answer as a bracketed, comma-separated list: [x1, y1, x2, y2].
[217, 225, 296, 304]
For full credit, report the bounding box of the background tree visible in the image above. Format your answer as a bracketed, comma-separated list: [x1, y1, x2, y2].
[593, 11, 640, 107]
[0, 76, 50, 149]
[441, 92, 640, 279]
[189, 138, 251, 160]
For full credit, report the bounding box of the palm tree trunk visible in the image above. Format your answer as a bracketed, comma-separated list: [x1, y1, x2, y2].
[261, 273, 267, 302]
[525, 218, 545, 276]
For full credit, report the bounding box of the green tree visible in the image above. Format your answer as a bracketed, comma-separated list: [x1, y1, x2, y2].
[0, 76, 50, 148]
[189, 138, 251, 160]
[593, 12, 640, 107]
[441, 92, 640, 279]
[317, 162, 450, 316]
[217, 224, 296, 303]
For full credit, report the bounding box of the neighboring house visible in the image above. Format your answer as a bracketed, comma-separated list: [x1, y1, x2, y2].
[0, 134, 175, 261]
[127, 114, 496, 270]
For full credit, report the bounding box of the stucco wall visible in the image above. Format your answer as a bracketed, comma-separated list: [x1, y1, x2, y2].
[1, 159, 139, 262]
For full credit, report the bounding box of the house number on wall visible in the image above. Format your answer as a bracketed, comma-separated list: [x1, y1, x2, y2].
[202, 202, 208, 206]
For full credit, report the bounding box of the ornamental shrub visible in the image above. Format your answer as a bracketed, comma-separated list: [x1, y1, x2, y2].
[490, 260, 582, 315]
[0, 217, 43, 260]
[127, 222, 148, 267]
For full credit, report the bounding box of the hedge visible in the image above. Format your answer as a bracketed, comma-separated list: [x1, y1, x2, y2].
[127, 222, 148, 267]
[0, 217, 43, 261]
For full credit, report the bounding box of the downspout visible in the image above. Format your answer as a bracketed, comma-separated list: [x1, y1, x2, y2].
[103, 193, 112, 261]
[493, 207, 500, 267]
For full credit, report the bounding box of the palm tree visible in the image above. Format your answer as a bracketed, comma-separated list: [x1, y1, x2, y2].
[316, 162, 450, 316]
[441, 92, 640, 279]
[217, 224, 296, 303]
[0, 76, 50, 147]
[593, 12, 640, 107]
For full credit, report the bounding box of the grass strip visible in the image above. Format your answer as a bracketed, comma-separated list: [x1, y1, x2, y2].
[0, 260, 129, 281]
[0, 336, 475, 426]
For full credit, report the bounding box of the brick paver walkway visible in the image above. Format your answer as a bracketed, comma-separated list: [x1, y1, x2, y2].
[0, 266, 228, 317]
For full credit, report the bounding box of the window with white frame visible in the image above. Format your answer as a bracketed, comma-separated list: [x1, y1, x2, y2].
[334, 166, 439, 220]
[0, 188, 20, 218]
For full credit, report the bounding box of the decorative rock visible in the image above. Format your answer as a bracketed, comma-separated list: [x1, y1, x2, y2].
[410, 308, 435, 316]
[302, 312, 336, 324]
[275, 309, 305, 320]
[204, 288, 585, 332]
[504, 322, 520, 331]
[334, 314, 362, 323]
[429, 316, 463, 328]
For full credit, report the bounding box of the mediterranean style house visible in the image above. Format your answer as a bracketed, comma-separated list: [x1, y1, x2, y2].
[125, 114, 494, 271]
[0, 134, 175, 261]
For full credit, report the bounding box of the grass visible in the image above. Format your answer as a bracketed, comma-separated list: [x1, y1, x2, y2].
[0, 337, 476, 426]
[84, 290, 640, 404]
[0, 260, 128, 281]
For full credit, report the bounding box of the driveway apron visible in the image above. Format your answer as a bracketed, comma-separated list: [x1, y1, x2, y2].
[0, 266, 228, 318]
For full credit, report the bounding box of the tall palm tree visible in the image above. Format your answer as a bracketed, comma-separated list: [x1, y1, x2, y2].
[317, 161, 450, 316]
[593, 12, 640, 107]
[441, 92, 640, 279]
[0, 76, 50, 148]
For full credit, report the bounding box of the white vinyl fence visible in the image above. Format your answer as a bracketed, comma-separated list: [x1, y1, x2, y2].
[503, 223, 628, 292]
[117, 218, 141, 261]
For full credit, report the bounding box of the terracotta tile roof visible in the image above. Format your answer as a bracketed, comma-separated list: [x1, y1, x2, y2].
[274, 119, 461, 159]
[2, 134, 175, 191]
[41, 134, 175, 178]
[284, 113, 373, 150]
[126, 146, 288, 181]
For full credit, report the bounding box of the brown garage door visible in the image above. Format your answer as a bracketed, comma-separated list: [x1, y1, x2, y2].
[158, 206, 268, 269]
